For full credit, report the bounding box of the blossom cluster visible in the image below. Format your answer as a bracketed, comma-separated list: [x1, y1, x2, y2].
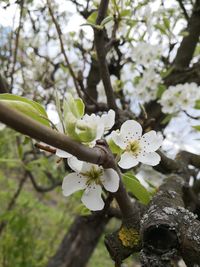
[134, 67, 162, 103]
[54, 94, 163, 211]
[159, 83, 200, 114]
[131, 42, 162, 67]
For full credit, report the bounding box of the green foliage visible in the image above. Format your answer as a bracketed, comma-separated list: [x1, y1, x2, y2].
[193, 125, 200, 131]
[122, 172, 151, 205]
[0, 94, 49, 126]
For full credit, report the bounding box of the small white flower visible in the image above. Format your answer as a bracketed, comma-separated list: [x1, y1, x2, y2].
[56, 110, 115, 158]
[62, 157, 120, 211]
[111, 120, 162, 169]
[160, 83, 200, 114]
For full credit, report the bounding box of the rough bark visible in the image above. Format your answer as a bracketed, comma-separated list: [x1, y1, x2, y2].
[140, 174, 200, 266]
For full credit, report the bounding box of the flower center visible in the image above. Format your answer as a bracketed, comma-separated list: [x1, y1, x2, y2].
[82, 166, 103, 186]
[126, 140, 141, 154]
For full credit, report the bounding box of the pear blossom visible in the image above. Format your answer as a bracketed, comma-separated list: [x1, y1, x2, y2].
[56, 110, 115, 158]
[134, 67, 162, 103]
[160, 83, 200, 114]
[131, 42, 162, 66]
[111, 120, 162, 169]
[62, 157, 120, 211]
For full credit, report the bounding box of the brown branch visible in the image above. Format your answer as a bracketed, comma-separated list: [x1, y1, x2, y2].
[10, 0, 24, 91]
[176, 0, 189, 20]
[0, 102, 105, 165]
[0, 174, 27, 235]
[173, 0, 200, 69]
[94, 0, 118, 111]
[47, 0, 82, 97]
[0, 103, 135, 219]
[0, 74, 8, 93]
[27, 171, 62, 193]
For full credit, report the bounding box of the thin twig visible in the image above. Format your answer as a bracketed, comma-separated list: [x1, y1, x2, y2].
[10, 0, 24, 91]
[47, 0, 82, 98]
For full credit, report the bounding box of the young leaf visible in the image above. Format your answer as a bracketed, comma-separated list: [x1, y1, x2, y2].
[0, 94, 49, 126]
[193, 125, 200, 131]
[122, 173, 151, 205]
[194, 100, 200, 109]
[87, 11, 98, 24]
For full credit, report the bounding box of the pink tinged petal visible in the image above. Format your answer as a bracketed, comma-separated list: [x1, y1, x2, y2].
[140, 131, 163, 152]
[81, 184, 104, 211]
[111, 131, 127, 149]
[101, 169, 120, 192]
[138, 152, 161, 166]
[120, 120, 142, 141]
[62, 173, 87, 196]
[56, 149, 72, 158]
[67, 157, 84, 172]
[118, 152, 139, 169]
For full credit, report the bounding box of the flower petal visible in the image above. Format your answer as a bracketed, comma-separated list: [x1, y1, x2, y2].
[100, 109, 115, 132]
[81, 184, 104, 211]
[118, 151, 139, 169]
[138, 152, 161, 166]
[68, 157, 84, 172]
[140, 131, 163, 152]
[121, 120, 142, 141]
[56, 149, 72, 158]
[56, 122, 64, 133]
[62, 173, 87, 196]
[101, 169, 120, 192]
[111, 130, 127, 149]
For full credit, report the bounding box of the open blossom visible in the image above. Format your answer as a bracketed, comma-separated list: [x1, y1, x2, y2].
[111, 120, 162, 169]
[62, 157, 120, 211]
[134, 67, 162, 103]
[56, 109, 115, 158]
[131, 42, 162, 66]
[160, 83, 200, 114]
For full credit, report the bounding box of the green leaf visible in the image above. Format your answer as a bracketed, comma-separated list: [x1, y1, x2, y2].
[156, 84, 166, 98]
[161, 114, 174, 124]
[101, 16, 113, 27]
[87, 11, 98, 24]
[192, 125, 200, 131]
[107, 137, 123, 154]
[64, 93, 85, 119]
[74, 99, 85, 118]
[120, 9, 131, 17]
[194, 100, 200, 109]
[155, 24, 167, 35]
[0, 94, 49, 126]
[163, 17, 170, 30]
[122, 173, 151, 205]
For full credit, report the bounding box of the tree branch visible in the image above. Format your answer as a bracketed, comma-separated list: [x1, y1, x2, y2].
[94, 0, 118, 111]
[0, 102, 106, 165]
[173, 0, 200, 69]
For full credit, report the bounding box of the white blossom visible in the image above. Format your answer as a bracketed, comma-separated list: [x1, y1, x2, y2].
[160, 83, 200, 114]
[56, 110, 115, 158]
[111, 120, 163, 169]
[134, 67, 162, 103]
[131, 42, 162, 66]
[62, 157, 120, 211]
